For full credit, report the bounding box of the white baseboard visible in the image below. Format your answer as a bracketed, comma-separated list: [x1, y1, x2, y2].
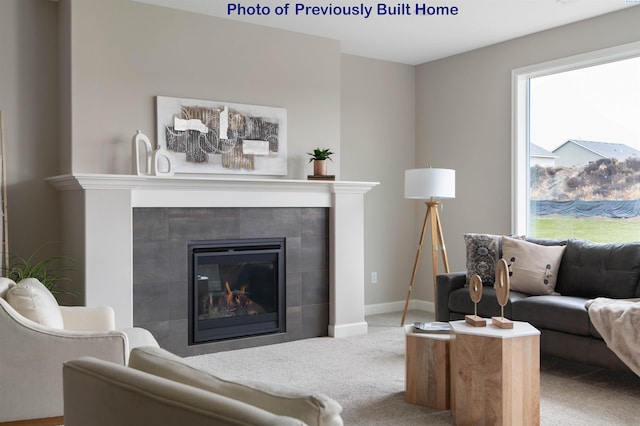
[328, 321, 368, 338]
[329, 302, 434, 338]
[364, 300, 434, 316]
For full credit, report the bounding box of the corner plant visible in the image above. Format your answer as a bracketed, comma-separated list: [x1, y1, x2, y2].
[307, 148, 334, 162]
[4, 243, 75, 296]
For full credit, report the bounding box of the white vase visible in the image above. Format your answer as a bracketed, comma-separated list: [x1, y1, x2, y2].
[151, 142, 175, 176]
[131, 130, 152, 175]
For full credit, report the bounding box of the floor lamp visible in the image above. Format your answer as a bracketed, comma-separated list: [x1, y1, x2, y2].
[400, 168, 455, 326]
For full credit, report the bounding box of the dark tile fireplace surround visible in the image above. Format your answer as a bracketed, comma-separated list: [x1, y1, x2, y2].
[133, 207, 329, 357]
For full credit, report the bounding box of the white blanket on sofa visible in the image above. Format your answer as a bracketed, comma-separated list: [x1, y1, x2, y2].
[585, 297, 640, 376]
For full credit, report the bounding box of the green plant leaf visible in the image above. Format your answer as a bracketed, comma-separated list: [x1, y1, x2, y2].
[306, 148, 334, 162]
[3, 242, 76, 296]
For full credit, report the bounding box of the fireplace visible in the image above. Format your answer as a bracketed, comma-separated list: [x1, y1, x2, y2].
[47, 174, 377, 356]
[189, 238, 286, 343]
[129, 206, 335, 356]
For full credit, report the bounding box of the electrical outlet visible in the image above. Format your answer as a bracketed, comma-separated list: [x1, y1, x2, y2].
[371, 272, 378, 284]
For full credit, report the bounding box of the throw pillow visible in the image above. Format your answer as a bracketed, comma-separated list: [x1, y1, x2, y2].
[501, 236, 566, 295]
[464, 233, 502, 285]
[129, 346, 343, 426]
[6, 278, 64, 329]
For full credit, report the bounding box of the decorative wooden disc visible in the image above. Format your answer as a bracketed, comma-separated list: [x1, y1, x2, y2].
[466, 274, 486, 326]
[495, 258, 510, 307]
[469, 274, 482, 303]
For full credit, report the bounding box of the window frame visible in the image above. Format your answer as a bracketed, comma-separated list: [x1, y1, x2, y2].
[511, 41, 640, 236]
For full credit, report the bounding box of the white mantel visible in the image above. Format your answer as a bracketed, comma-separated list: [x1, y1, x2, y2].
[48, 174, 378, 338]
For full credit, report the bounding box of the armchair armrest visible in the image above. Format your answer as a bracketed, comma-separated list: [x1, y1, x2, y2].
[58, 308, 158, 351]
[120, 327, 160, 351]
[60, 305, 116, 331]
[436, 272, 466, 321]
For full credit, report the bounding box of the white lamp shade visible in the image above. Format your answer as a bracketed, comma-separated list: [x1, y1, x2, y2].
[404, 168, 456, 200]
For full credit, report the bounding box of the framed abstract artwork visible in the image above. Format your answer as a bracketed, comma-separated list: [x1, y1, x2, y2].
[156, 96, 287, 175]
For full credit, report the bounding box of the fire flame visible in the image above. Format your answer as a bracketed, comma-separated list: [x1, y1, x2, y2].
[218, 282, 260, 314]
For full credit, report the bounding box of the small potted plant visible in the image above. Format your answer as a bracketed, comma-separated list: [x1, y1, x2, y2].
[307, 148, 334, 176]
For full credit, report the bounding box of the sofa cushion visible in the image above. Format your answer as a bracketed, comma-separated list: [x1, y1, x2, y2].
[502, 236, 566, 295]
[464, 233, 502, 285]
[5, 278, 64, 329]
[556, 239, 640, 299]
[511, 295, 591, 336]
[524, 237, 567, 247]
[128, 346, 343, 426]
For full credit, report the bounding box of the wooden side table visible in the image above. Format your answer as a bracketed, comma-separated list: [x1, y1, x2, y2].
[404, 325, 451, 410]
[449, 320, 540, 426]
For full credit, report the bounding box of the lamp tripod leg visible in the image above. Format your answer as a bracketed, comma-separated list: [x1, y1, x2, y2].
[430, 205, 439, 319]
[431, 204, 450, 321]
[400, 206, 431, 326]
[433, 206, 450, 273]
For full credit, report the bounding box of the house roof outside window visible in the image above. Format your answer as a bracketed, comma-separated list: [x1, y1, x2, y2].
[552, 139, 640, 167]
[530, 143, 558, 167]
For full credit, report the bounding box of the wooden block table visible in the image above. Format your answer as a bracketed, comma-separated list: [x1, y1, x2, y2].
[404, 325, 451, 410]
[449, 320, 540, 426]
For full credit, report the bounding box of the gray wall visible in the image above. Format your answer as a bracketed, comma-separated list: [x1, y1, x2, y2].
[55, 0, 344, 302]
[64, 0, 341, 179]
[340, 55, 416, 308]
[0, 0, 61, 268]
[414, 6, 640, 302]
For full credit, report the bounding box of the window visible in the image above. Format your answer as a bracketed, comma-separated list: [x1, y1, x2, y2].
[512, 42, 640, 243]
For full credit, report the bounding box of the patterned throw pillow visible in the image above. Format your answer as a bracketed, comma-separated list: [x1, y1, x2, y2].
[501, 236, 566, 295]
[464, 233, 502, 285]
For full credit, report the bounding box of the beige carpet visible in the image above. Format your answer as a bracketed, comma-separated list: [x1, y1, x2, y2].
[186, 311, 640, 425]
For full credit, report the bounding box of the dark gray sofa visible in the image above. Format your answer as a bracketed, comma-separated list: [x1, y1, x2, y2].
[436, 238, 640, 372]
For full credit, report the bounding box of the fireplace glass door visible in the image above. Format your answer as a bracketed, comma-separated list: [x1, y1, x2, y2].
[189, 238, 285, 343]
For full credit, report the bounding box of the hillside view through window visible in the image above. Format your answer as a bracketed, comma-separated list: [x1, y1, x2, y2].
[528, 56, 640, 243]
